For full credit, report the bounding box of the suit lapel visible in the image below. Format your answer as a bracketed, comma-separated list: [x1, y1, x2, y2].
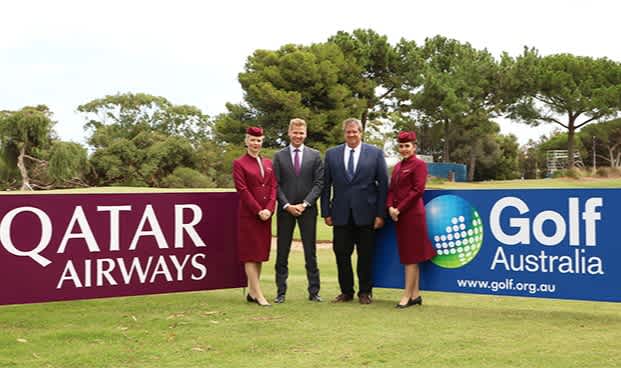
[282, 147, 295, 175]
[301, 146, 313, 175]
[335, 145, 349, 182]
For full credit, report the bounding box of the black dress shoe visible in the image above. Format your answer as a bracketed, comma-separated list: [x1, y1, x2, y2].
[274, 294, 286, 304]
[308, 294, 322, 302]
[408, 296, 423, 306]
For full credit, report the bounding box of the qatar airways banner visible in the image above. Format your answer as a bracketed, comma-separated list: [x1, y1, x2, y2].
[0, 192, 245, 306]
[373, 189, 621, 302]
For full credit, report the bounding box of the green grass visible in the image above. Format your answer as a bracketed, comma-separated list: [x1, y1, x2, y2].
[1, 248, 619, 367]
[1, 172, 620, 366]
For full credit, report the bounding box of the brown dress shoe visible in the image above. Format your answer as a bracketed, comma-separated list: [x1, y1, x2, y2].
[358, 293, 372, 304]
[331, 293, 354, 303]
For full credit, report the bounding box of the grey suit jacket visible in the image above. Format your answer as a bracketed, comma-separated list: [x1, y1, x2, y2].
[272, 145, 324, 212]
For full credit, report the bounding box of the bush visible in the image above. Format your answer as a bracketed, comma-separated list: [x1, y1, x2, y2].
[161, 167, 215, 188]
[608, 167, 621, 177]
[427, 176, 446, 186]
[551, 170, 566, 178]
[596, 167, 609, 177]
[551, 168, 582, 179]
[565, 167, 582, 179]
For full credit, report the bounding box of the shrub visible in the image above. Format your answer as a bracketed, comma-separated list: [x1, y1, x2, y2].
[596, 167, 609, 177]
[427, 176, 445, 186]
[609, 167, 621, 177]
[161, 167, 215, 188]
[565, 167, 582, 179]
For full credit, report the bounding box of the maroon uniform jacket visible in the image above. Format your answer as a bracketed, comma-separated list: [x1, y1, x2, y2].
[232, 153, 277, 262]
[386, 155, 436, 264]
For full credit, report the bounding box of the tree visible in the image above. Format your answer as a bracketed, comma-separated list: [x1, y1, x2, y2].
[534, 131, 586, 174]
[578, 118, 621, 168]
[0, 106, 88, 190]
[449, 117, 519, 181]
[328, 29, 403, 130]
[215, 30, 405, 149]
[78, 93, 216, 187]
[215, 42, 365, 149]
[506, 50, 621, 168]
[397, 36, 503, 163]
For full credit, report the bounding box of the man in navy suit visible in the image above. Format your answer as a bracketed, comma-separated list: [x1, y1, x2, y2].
[321, 118, 389, 304]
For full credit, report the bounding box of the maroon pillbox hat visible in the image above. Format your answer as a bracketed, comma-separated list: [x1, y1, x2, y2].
[246, 126, 264, 137]
[397, 131, 417, 143]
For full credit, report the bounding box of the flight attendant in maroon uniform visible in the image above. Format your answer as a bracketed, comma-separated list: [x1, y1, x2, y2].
[387, 131, 436, 308]
[232, 126, 277, 307]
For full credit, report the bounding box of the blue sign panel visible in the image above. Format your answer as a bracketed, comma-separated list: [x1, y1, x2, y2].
[373, 189, 620, 302]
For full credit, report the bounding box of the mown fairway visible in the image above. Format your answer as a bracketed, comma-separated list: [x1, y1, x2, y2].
[1, 247, 620, 368]
[1, 179, 620, 367]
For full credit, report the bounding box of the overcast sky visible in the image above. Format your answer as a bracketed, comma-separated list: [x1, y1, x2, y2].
[2, 0, 619, 145]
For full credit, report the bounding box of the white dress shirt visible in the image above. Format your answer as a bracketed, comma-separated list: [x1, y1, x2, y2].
[344, 143, 361, 173]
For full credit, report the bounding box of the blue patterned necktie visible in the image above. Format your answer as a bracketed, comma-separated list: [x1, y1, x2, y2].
[347, 149, 355, 179]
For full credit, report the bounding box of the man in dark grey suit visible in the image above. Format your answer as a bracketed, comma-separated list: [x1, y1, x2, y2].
[321, 118, 388, 304]
[272, 118, 324, 303]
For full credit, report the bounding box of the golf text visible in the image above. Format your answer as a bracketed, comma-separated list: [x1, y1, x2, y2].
[489, 197, 604, 275]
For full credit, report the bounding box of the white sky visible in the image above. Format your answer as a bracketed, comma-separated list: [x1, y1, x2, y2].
[1, 0, 619, 145]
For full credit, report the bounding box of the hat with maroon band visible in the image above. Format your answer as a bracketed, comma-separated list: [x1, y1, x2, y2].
[246, 126, 264, 137]
[397, 131, 417, 143]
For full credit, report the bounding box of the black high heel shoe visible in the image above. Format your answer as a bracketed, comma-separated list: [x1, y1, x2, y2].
[246, 294, 271, 307]
[395, 296, 413, 308]
[408, 296, 423, 306]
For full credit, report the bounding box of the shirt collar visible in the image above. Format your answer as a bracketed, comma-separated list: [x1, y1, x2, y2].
[290, 144, 304, 153]
[345, 143, 361, 152]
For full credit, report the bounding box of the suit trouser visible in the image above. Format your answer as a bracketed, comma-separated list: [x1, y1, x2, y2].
[275, 209, 320, 296]
[333, 213, 375, 296]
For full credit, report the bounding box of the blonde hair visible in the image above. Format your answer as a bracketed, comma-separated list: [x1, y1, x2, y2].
[244, 134, 264, 145]
[288, 118, 307, 130]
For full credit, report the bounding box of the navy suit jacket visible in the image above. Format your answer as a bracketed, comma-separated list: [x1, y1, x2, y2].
[321, 143, 389, 226]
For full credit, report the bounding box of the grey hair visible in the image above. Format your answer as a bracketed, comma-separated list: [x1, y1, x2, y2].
[342, 118, 363, 132]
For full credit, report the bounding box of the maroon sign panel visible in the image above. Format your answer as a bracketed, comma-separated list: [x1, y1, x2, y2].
[0, 192, 245, 306]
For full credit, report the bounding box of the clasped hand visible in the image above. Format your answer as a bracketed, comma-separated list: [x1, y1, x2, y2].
[286, 203, 306, 217]
[258, 209, 272, 221]
[388, 207, 400, 222]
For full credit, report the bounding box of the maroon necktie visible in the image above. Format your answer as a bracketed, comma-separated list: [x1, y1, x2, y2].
[294, 149, 301, 176]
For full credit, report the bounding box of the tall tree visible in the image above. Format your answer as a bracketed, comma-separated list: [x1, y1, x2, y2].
[215, 30, 403, 149]
[578, 118, 621, 168]
[506, 50, 621, 168]
[0, 106, 88, 190]
[398, 36, 503, 163]
[215, 43, 361, 149]
[79, 93, 215, 187]
[328, 29, 402, 130]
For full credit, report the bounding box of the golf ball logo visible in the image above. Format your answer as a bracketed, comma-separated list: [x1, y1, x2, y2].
[425, 195, 483, 268]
